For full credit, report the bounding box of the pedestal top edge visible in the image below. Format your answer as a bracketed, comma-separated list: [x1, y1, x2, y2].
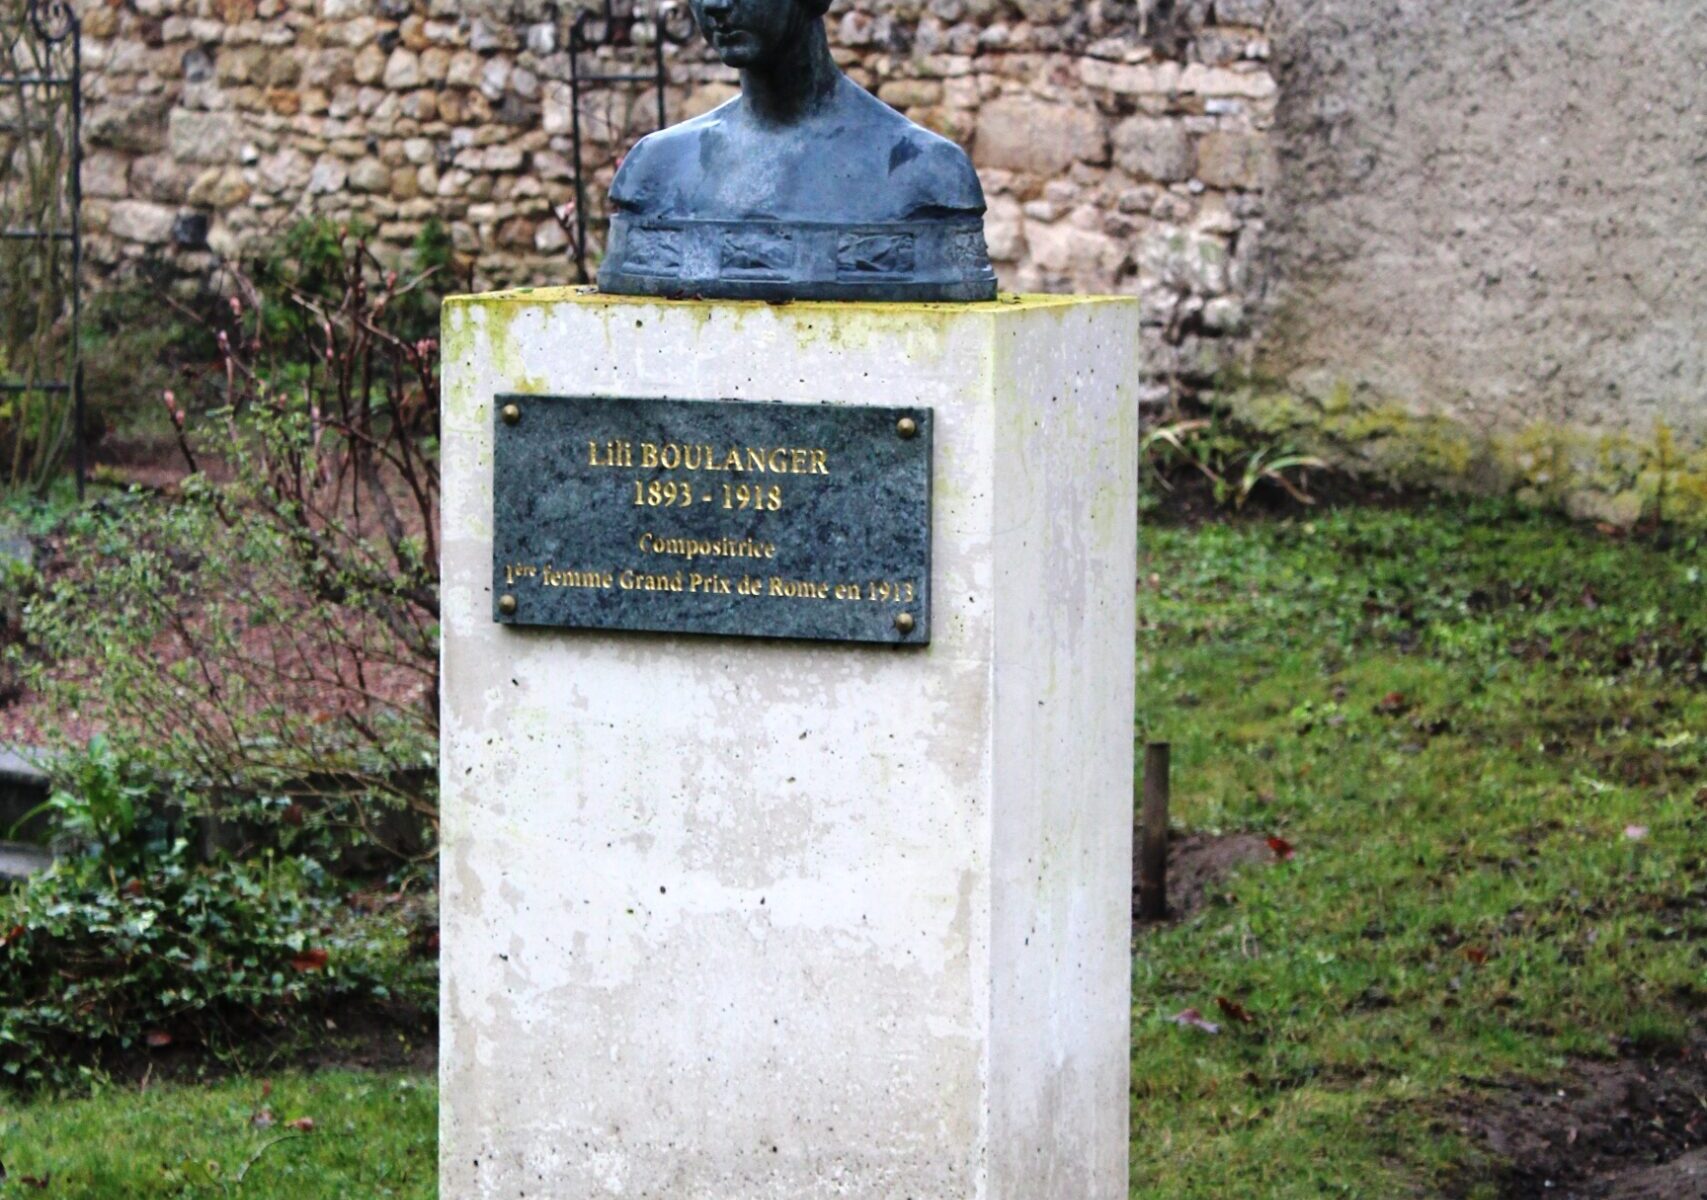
[443, 287, 1138, 317]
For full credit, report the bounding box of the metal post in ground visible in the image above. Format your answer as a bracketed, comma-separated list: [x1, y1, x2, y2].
[1138, 741, 1171, 921]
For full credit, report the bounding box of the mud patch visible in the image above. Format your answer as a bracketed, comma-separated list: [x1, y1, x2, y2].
[1133, 831, 1272, 927]
[1448, 1037, 1707, 1198]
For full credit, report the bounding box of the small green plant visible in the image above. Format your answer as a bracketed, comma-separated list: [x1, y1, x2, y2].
[0, 834, 434, 1092]
[1143, 410, 1326, 510]
[9, 735, 155, 866]
[21, 221, 442, 852]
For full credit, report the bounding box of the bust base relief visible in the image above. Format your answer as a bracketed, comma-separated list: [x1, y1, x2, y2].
[598, 0, 998, 304]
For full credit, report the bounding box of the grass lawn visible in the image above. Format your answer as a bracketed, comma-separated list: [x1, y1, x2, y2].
[2, 498, 1701, 1197]
[1132, 499, 1705, 1196]
[0, 1070, 435, 1198]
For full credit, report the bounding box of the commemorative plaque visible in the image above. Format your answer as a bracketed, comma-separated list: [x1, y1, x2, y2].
[491, 394, 932, 644]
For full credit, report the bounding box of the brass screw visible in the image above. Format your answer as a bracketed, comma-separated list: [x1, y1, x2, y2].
[894, 612, 916, 635]
[501, 403, 521, 426]
[499, 594, 518, 616]
[896, 416, 918, 440]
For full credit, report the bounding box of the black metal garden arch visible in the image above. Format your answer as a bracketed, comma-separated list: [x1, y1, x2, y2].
[0, 0, 82, 494]
[561, 0, 697, 282]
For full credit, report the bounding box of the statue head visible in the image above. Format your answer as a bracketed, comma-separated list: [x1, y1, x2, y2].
[689, 0, 833, 70]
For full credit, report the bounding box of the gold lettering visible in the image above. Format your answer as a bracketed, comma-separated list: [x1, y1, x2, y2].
[746, 448, 766, 473]
[640, 443, 659, 468]
[768, 448, 789, 473]
[768, 576, 831, 600]
[811, 450, 829, 475]
[790, 449, 809, 474]
[541, 567, 613, 589]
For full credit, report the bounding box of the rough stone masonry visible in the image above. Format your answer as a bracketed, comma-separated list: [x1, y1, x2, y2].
[77, 0, 1273, 407]
[70, 0, 1707, 524]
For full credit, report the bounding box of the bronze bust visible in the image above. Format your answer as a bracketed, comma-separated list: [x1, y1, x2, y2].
[599, 0, 998, 303]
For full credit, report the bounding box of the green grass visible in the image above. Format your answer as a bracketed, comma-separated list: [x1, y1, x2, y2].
[3, 498, 1702, 1197]
[0, 1070, 435, 1198]
[1132, 500, 1706, 1197]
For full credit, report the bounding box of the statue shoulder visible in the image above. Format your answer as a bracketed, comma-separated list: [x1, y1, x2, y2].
[889, 125, 987, 218]
[610, 100, 739, 209]
[836, 84, 985, 217]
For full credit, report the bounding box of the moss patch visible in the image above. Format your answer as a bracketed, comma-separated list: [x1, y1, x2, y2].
[1222, 382, 1707, 529]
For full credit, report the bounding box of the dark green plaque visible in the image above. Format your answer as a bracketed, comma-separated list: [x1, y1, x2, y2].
[492, 394, 931, 644]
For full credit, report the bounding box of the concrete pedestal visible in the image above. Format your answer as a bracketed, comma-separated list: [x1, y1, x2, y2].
[441, 291, 1139, 1199]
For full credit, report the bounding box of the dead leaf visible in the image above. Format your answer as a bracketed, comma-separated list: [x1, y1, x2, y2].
[20, 1173, 49, 1189]
[1171, 1007, 1221, 1035]
[261, 1079, 273, 1099]
[1215, 996, 1255, 1025]
[0, 924, 24, 950]
[145, 1030, 173, 1048]
[1375, 691, 1411, 716]
[1266, 836, 1295, 862]
[286, 1117, 316, 1133]
[250, 1108, 275, 1130]
[1463, 946, 1490, 966]
[289, 948, 330, 972]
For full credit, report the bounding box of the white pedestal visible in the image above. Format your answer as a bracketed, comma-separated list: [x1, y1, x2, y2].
[441, 292, 1139, 1199]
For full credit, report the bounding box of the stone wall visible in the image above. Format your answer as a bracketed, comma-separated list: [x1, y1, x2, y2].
[69, 0, 1707, 522]
[76, 0, 1275, 405]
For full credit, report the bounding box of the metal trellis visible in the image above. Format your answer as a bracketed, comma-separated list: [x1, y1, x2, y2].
[563, 0, 696, 282]
[0, 0, 82, 493]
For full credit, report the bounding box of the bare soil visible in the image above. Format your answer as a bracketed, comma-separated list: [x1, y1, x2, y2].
[1133, 830, 1273, 927]
[1448, 1036, 1707, 1199]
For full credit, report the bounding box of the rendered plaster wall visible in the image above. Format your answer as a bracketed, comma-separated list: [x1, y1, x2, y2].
[438, 292, 1137, 1198]
[1247, 0, 1707, 525]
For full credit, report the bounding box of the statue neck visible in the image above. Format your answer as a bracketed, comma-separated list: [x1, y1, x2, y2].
[741, 22, 840, 126]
